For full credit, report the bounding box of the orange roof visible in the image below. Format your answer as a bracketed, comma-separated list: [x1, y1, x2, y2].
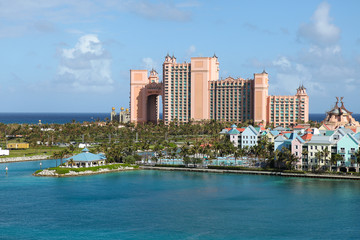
[301, 133, 313, 141]
[350, 128, 356, 133]
[200, 144, 212, 147]
[305, 128, 312, 133]
[225, 127, 245, 132]
[322, 124, 330, 130]
[294, 125, 305, 129]
[281, 131, 292, 134]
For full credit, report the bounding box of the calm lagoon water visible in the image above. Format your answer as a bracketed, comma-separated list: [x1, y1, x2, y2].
[1, 161, 360, 239]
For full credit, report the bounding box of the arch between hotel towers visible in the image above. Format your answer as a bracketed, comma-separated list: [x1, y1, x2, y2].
[130, 69, 162, 124]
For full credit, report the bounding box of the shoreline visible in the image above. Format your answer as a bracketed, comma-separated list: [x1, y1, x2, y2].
[0, 155, 51, 164]
[33, 165, 137, 177]
[141, 166, 360, 181]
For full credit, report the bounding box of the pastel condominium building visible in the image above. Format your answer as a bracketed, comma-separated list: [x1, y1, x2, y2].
[130, 55, 309, 126]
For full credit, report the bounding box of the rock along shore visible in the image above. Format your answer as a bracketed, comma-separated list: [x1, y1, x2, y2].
[34, 166, 136, 177]
[140, 166, 360, 181]
[0, 155, 49, 163]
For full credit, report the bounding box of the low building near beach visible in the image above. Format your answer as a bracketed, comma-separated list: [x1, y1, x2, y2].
[64, 148, 106, 168]
[6, 143, 29, 149]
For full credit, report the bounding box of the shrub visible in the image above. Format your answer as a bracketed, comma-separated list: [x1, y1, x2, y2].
[124, 155, 136, 164]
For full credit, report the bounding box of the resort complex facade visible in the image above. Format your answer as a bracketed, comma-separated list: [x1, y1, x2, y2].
[223, 99, 360, 171]
[130, 55, 309, 127]
[223, 123, 360, 171]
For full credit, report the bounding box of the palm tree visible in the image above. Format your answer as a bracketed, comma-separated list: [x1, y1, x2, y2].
[322, 148, 330, 171]
[68, 158, 75, 168]
[285, 153, 298, 170]
[233, 148, 242, 166]
[68, 144, 76, 153]
[273, 149, 280, 169]
[279, 147, 291, 169]
[52, 151, 60, 167]
[59, 149, 70, 166]
[243, 146, 251, 166]
[314, 150, 323, 171]
[330, 153, 343, 171]
[170, 146, 178, 165]
[354, 150, 360, 171]
[302, 149, 308, 170]
[192, 143, 201, 159]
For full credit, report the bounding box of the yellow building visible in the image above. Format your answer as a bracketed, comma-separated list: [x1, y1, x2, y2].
[7, 143, 29, 149]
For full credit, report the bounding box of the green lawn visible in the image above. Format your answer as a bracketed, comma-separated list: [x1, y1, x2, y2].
[0, 147, 65, 158]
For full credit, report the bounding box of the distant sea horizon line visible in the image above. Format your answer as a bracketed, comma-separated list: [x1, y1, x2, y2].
[0, 112, 359, 125]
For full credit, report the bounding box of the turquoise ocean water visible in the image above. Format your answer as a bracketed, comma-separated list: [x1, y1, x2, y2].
[1, 160, 360, 239]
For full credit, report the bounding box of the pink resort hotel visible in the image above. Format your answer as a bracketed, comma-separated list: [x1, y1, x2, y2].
[130, 55, 309, 127]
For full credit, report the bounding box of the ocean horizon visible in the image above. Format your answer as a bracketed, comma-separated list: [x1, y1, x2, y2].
[0, 112, 359, 124]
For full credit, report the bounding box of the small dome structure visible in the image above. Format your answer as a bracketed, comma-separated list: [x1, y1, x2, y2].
[323, 97, 360, 130]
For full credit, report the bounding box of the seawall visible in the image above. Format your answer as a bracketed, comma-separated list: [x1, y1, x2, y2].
[0, 155, 49, 163]
[140, 166, 360, 181]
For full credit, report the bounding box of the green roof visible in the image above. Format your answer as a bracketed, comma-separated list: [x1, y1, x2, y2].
[227, 128, 240, 135]
[324, 131, 334, 136]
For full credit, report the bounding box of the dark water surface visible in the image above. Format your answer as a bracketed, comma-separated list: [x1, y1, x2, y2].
[0, 113, 109, 124]
[0, 161, 360, 239]
[1, 113, 360, 124]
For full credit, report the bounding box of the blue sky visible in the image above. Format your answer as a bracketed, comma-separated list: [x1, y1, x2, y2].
[1, 0, 360, 113]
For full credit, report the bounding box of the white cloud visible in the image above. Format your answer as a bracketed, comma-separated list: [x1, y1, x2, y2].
[298, 2, 340, 46]
[270, 59, 325, 96]
[186, 45, 196, 57]
[55, 34, 114, 92]
[345, 78, 357, 92]
[264, 2, 360, 112]
[0, 0, 193, 38]
[142, 57, 157, 70]
[308, 45, 341, 57]
[272, 56, 291, 70]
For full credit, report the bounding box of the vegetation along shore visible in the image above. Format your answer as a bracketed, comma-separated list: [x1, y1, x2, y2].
[34, 163, 139, 177]
[2, 119, 360, 179]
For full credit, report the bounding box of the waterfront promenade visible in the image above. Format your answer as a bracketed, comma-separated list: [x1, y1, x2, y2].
[0, 155, 49, 163]
[141, 166, 360, 180]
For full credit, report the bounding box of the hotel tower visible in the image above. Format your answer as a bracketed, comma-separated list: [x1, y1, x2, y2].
[130, 55, 309, 127]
